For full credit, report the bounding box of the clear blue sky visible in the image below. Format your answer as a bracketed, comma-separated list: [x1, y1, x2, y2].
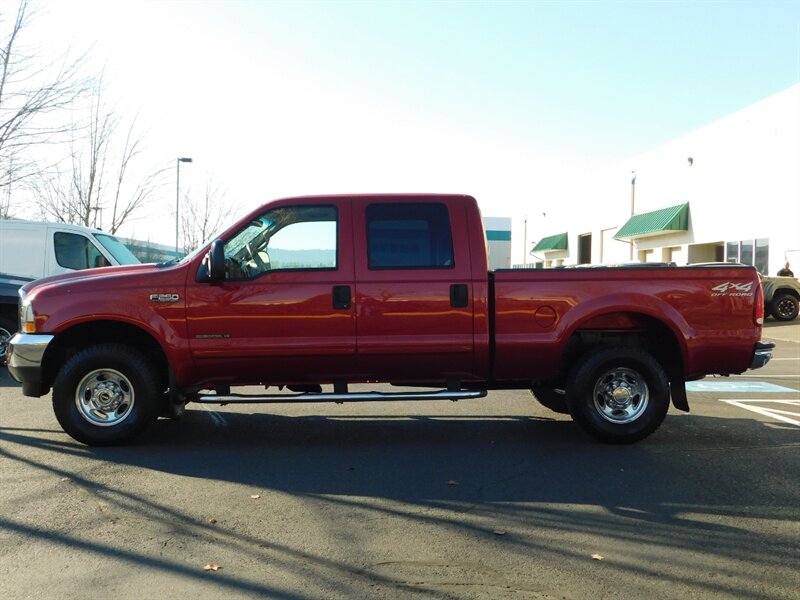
[218, 0, 799, 155]
[23, 0, 800, 252]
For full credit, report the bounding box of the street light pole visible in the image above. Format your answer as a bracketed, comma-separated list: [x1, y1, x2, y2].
[523, 215, 528, 267]
[176, 157, 193, 258]
[630, 170, 636, 261]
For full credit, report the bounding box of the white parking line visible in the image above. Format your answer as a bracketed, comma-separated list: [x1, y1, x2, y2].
[199, 403, 228, 427]
[733, 374, 799, 379]
[721, 399, 800, 426]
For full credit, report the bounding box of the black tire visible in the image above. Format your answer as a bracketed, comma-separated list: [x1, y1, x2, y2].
[530, 386, 570, 414]
[52, 344, 160, 446]
[771, 293, 799, 321]
[565, 346, 670, 444]
[0, 315, 15, 365]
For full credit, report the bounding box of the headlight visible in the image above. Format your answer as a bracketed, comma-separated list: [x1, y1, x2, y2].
[19, 292, 36, 333]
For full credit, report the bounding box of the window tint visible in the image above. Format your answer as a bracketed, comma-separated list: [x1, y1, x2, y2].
[222, 205, 337, 280]
[366, 203, 454, 269]
[54, 232, 108, 270]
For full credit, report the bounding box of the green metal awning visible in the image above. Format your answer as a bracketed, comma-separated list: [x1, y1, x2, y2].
[614, 203, 689, 240]
[532, 232, 568, 253]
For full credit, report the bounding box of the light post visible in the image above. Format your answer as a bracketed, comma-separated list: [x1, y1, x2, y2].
[629, 170, 636, 261]
[176, 157, 193, 258]
[523, 215, 528, 267]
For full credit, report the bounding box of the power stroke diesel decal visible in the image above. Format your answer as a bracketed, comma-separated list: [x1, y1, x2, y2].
[711, 282, 754, 297]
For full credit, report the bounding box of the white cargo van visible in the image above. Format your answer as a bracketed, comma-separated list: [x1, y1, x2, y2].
[0, 219, 140, 280]
[1, 220, 141, 361]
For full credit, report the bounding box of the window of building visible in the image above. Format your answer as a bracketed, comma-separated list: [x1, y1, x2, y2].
[755, 238, 769, 275]
[725, 238, 769, 274]
[578, 233, 592, 264]
[54, 232, 108, 270]
[740, 240, 754, 267]
[726, 242, 739, 263]
[366, 203, 454, 269]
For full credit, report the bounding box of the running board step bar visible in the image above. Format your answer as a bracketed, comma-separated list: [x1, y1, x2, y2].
[196, 389, 488, 405]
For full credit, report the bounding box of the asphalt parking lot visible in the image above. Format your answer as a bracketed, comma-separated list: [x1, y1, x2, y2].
[1, 320, 798, 600]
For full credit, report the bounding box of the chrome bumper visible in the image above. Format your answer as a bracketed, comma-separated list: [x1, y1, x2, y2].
[7, 333, 55, 397]
[750, 340, 775, 370]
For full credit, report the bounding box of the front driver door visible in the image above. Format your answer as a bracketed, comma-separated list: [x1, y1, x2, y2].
[185, 200, 355, 385]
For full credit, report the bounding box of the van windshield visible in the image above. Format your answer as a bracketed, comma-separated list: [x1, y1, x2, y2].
[95, 234, 141, 265]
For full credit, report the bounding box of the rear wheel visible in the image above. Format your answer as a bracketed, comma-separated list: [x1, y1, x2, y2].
[772, 293, 799, 321]
[565, 346, 670, 443]
[53, 344, 160, 446]
[530, 386, 569, 414]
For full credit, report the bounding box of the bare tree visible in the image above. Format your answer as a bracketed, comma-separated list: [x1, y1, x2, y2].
[0, 0, 91, 212]
[33, 77, 168, 232]
[107, 114, 169, 234]
[67, 77, 115, 227]
[180, 177, 239, 254]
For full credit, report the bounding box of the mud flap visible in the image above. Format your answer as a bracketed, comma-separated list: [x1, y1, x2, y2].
[669, 379, 690, 412]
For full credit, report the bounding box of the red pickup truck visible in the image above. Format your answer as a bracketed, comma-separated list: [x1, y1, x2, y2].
[7, 194, 773, 446]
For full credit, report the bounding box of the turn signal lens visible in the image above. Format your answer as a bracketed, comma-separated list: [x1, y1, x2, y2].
[20, 300, 36, 333]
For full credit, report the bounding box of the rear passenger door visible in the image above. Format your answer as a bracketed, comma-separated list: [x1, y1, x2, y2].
[352, 197, 475, 383]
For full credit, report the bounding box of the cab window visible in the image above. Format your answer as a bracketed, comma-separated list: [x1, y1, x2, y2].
[366, 203, 454, 269]
[222, 205, 337, 280]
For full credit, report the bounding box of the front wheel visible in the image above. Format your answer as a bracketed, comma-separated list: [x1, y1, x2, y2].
[53, 344, 160, 446]
[565, 346, 670, 443]
[772, 293, 799, 321]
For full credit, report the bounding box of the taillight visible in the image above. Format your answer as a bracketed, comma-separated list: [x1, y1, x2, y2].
[754, 281, 764, 326]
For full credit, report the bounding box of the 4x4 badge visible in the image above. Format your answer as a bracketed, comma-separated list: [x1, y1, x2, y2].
[711, 282, 753, 297]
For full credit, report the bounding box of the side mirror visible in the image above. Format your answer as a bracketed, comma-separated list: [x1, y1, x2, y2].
[198, 239, 226, 283]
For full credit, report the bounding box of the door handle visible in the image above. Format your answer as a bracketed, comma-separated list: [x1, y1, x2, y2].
[450, 284, 469, 308]
[332, 285, 351, 310]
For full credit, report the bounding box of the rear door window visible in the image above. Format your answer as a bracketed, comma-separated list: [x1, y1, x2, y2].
[365, 203, 454, 269]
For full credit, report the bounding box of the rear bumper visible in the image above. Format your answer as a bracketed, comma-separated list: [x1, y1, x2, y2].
[750, 340, 775, 370]
[7, 333, 54, 397]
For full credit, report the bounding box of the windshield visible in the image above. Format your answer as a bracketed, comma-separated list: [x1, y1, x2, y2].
[225, 216, 273, 259]
[94, 234, 141, 265]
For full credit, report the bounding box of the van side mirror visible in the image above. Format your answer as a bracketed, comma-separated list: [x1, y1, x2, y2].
[198, 239, 226, 283]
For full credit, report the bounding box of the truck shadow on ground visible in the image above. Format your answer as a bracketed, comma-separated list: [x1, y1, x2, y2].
[2, 408, 799, 599]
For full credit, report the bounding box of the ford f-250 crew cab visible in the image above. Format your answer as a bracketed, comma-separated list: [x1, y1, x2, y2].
[6, 194, 774, 446]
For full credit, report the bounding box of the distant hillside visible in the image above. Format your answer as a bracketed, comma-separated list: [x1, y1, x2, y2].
[268, 248, 336, 269]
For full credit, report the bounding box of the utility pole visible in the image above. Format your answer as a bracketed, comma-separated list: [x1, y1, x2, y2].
[630, 170, 636, 261]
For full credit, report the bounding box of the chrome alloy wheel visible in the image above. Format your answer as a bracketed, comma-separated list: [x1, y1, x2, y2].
[592, 367, 649, 424]
[75, 368, 135, 427]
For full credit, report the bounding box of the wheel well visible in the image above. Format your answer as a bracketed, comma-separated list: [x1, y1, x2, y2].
[42, 320, 169, 392]
[773, 287, 800, 300]
[555, 312, 684, 387]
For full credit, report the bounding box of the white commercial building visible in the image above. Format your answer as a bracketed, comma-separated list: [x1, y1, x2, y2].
[483, 216, 512, 270]
[531, 84, 800, 275]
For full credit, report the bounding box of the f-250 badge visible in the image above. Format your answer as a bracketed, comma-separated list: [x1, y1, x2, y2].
[149, 293, 180, 303]
[711, 282, 753, 297]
